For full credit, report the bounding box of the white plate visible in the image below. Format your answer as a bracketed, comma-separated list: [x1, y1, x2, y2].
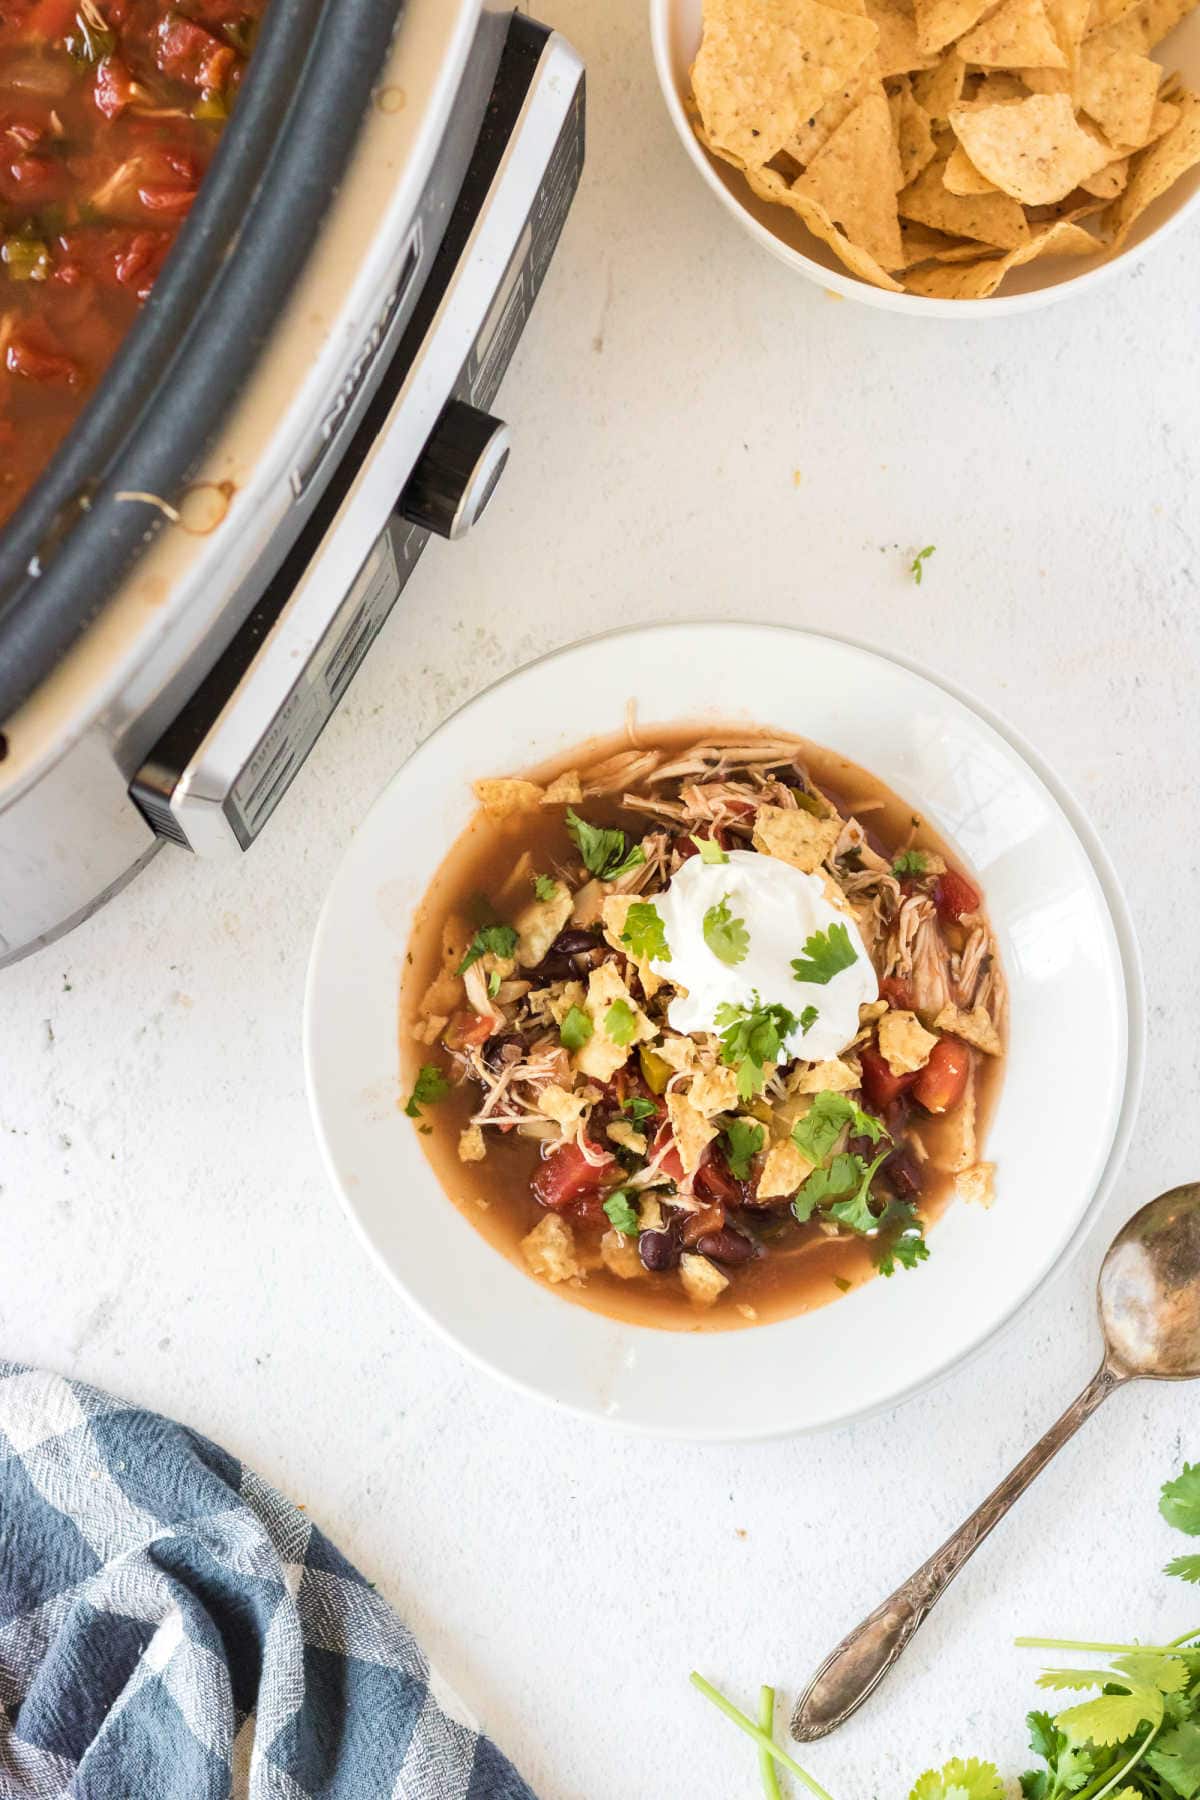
[650, 0, 1200, 316]
[304, 624, 1143, 1438]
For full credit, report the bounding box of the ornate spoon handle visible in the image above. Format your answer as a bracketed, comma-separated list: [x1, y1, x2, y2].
[791, 1361, 1126, 1743]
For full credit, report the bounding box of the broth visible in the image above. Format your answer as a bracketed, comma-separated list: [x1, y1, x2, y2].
[400, 724, 1004, 1332]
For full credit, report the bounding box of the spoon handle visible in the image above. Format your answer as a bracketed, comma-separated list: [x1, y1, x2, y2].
[791, 1361, 1125, 1742]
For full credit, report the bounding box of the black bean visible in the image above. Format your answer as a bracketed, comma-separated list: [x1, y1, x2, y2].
[481, 1033, 520, 1071]
[638, 1229, 680, 1273]
[694, 1228, 755, 1266]
[551, 928, 603, 956]
[882, 1147, 923, 1202]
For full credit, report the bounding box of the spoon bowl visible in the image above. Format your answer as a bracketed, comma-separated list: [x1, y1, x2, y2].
[1099, 1184, 1200, 1380]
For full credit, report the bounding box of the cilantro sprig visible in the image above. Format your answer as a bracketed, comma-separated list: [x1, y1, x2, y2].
[559, 1005, 593, 1052]
[714, 994, 799, 1100]
[566, 808, 646, 882]
[603, 1191, 639, 1236]
[892, 849, 928, 878]
[605, 998, 637, 1047]
[910, 544, 936, 584]
[723, 1118, 764, 1180]
[791, 1090, 887, 1166]
[622, 900, 671, 963]
[691, 834, 729, 864]
[703, 895, 750, 967]
[457, 922, 517, 975]
[404, 1064, 449, 1118]
[790, 922, 858, 987]
[533, 873, 559, 902]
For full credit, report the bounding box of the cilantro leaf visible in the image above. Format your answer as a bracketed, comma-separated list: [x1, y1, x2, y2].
[799, 1004, 818, 1033]
[605, 999, 637, 1047]
[1020, 1710, 1095, 1800]
[723, 1119, 764, 1180]
[405, 1063, 450, 1118]
[874, 1199, 929, 1276]
[458, 923, 518, 975]
[622, 900, 671, 963]
[533, 874, 559, 902]
[692, 834, 729, 864]
[703, 895, 750, 967]
[909, 1756, 1005, 1799]
[792, 1151, 861, 1222]
[487, 970, 501, 997]
[603, 1191, 640, 1236]
[790, 922, 858, 986]
[559, 1005, 593, 1052]
[1044, 1652, 1183, 1748]
[714, 995, 799, 1100]
[828, 1148, 890, 1233]
[911, 544, 936, 584]
[1167, 1555, 1200, 1583]
[791, 1091, 887, 1166]
[1146, 1718, 1200, 1798]
[566, 808, 646, 882]
[1162, 1465, 1200, 1537]
[622, 1095, 658, 1123]
[892, 849, 928, 878]
[458, 922, 517, 974]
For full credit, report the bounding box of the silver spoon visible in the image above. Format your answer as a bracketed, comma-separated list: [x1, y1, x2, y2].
[792, 1182, 1200, 1743]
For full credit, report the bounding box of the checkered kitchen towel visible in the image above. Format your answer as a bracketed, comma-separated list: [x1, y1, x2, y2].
[0, 1365, 536, 1799]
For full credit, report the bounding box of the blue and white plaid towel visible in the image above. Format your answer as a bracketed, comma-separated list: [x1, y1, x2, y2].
[0, 1365, 536, 1799]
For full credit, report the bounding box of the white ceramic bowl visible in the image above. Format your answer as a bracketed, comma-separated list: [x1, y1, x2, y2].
[650, 0, 1200, 315]
[304, 624, 1143, 1438]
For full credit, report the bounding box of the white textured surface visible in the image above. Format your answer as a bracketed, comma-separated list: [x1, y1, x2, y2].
[4, 1, 1200, 1793]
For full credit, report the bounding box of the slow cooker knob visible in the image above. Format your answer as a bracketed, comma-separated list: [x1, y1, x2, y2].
[398, 401, 512, 541]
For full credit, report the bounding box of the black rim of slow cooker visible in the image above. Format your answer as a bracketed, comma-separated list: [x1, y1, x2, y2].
[0, 0, 406, 727]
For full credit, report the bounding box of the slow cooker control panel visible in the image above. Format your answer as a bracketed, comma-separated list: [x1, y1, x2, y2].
[398, 401, 511, 541]
[130, 17, 585, 860]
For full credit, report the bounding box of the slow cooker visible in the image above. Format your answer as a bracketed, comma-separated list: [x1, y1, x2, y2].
[0, 0, 584, 966]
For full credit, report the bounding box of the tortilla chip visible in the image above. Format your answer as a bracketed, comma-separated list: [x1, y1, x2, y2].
[1107, 86, 1200, 243]
[1078, 39, 1159, 144]
[933, 1002, 1005, 1054]
[1018, 66, 1073, 91]
[1079, 151, 1131, 189]
[865, 0, 938, 71]
[1088, 0, 1198, 50]
[745, 162, 907, 285]
[666, 1091, 718, 1174]
[912, 51, 967, 118]
[693, 0, 881, 166]
[1046, 0, 1093, 71]
[957, 1162, 997, 1207]
[795, 89, 905, 263]
[473, 777, 544, 819]
[688, 1065, 741, 1117]
[903, 216, 1098, 291]
[786, 69, 880, 162]
[890, 77, 940, 180]
[913, 0, 995, 54]
[957, 0, 1069, 63]
[751, 799, 845, 869]
[543, 768, 583, 804]
[899, 150, 1032, 241]
[757, 1139, 813, 1198]
[794, 1057, 861, 1093]
[944, 139, 1001, 189]
[968, 71, 1033, 101]
[949, 92, 1110, 200]
[897, 221, 992, 261]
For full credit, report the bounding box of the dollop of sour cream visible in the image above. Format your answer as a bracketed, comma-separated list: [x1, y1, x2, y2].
[647, 849, 878, 1065]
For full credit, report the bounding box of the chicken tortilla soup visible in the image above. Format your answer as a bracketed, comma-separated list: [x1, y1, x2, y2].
[402, 727, 1005, 1331]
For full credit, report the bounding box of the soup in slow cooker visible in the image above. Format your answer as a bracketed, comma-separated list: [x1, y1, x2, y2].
[0, 0, 265, 528]
[401, 727, 1005, 1332]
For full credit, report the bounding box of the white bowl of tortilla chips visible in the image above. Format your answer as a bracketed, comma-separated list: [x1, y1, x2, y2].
[650, 0, 1200, 309]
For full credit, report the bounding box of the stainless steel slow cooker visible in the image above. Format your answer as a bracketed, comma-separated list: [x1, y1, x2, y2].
[0, 0, 584, 965]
